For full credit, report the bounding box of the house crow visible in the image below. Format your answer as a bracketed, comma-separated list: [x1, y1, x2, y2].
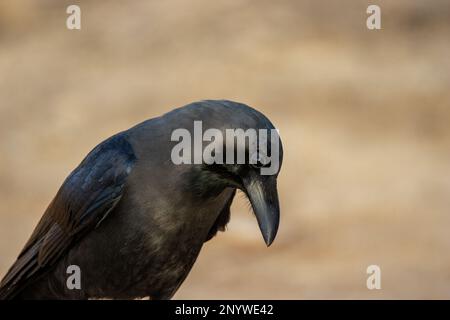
[0, 100, 283, 299]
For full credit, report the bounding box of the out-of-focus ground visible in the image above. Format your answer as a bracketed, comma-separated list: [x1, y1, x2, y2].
[1, 0, 450, 299]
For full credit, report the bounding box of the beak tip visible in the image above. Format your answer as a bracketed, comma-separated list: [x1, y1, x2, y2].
[263, 231, 277, 247]
[258, 208, 279, 247]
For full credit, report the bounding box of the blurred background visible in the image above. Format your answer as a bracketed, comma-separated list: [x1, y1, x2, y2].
[1, 0, 450, 299]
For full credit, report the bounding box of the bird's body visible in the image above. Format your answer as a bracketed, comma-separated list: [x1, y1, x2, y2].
[20, 175, 235, 299]
[0, 100, 282, 299]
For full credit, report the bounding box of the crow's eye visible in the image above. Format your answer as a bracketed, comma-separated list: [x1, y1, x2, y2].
[250, 152, 271, 169]
[251, 159, 271, 169]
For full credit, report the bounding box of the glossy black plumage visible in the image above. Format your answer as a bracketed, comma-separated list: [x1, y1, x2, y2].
[0, 100, 282, 299]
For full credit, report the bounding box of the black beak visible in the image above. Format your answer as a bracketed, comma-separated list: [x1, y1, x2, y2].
[242, 172, 280, 246]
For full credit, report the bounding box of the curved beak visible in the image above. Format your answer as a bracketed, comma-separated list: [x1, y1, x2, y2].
[242, 172, 280, 246]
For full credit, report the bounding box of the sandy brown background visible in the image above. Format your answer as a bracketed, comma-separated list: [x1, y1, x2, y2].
[1, 0, 450, 299]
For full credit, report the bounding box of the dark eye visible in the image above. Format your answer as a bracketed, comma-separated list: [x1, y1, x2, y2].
[250, 152, 271, 168]
[252, 160, 271, 169]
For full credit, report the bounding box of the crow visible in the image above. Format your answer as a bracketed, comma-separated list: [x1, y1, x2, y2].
[0, 100, 283, 299]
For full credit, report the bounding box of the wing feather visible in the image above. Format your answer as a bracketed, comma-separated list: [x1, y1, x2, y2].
[0, 134, 136, 299]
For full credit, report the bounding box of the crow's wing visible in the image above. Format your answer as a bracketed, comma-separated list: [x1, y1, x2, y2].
[0, 134, 136, 299]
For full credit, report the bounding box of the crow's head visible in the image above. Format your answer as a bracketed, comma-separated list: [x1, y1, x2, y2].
[169, 100, 283, 246]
